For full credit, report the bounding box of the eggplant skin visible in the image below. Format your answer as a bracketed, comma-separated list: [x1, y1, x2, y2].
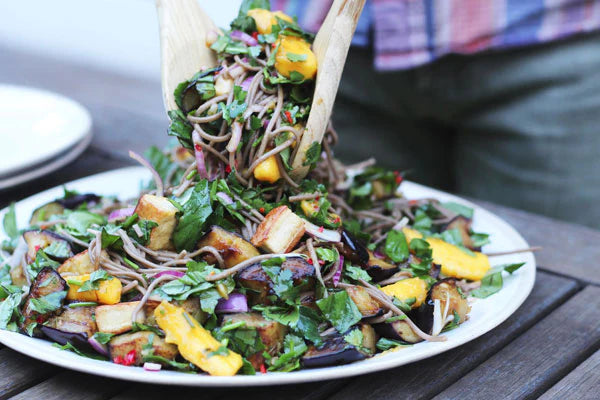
[414, 278, 470, 334]
[364, 251, 399, 282]
[20, 267, 67, 335]
[58, 193, 101, 210]
[23, 230, 73, 264]
[301, 336, 367, 368]
[41, 326, 95, 353]
[339, 231, 369, 265]
[374, 320, 422, 344]
[237, 257, 315, 305]
[30, 202, 65, 225]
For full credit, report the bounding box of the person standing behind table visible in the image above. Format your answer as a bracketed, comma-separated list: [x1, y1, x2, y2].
[271, 0, 600, 229]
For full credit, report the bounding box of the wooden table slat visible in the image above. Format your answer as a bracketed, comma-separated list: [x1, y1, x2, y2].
[0, 349, 58, 399]
[432, 285, 600, 400]
[8, 371, 127, 400]
[474, 199, 600, 285]
[538, 349, 600, 400]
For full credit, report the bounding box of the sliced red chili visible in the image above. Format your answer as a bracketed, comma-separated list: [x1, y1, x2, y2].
[259, 363, 267, 374]
[284, 111, 293, 124]
[251, 31, 259, 40]
[225, 165, 232, 174]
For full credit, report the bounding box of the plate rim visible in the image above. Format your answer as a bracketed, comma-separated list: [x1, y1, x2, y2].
[0, 167, 536, 386]
[0, 84, 92, 177]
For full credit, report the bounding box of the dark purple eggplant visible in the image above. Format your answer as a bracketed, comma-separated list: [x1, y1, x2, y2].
[20, 268, 67, 335]
[40, 326, 96, 353]
[23, 230, 73, 264]
[429, 263, 441, 279]
[413, 278, 471, 334]
[238, 257, 315, 305]
[301, 336, 367, 368]
[443, 216, 477, 250]
[374, 319, 422, 344]
[58, 193, 101, 210]
[363, 251, 399, 282]
[339, 231, 369, 265]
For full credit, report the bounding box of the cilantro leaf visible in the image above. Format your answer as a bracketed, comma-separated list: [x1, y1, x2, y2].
[2, 203, 17, 240]
[172, 180, 213, 251]
[441, 202, 474, 219]
[286, 52, 307, 62]
[384, 230, 409, 263]
[77, 270, 113, 292]
[28, 290, 67, 313]
[316, 291, 362, 333]
[268, 334, 307, 372]
[302, 141, 321, 167]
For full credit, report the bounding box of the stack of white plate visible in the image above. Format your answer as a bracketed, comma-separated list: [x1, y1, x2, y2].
[0, 84, 92, 189]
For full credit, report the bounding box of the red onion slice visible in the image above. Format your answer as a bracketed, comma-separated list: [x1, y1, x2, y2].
[215, 293, 248, 313]
[88, 336, 109, 357]
[129, 151, 164, 196]
[108, 207, 135, 222]
[154, 270, 185, 279]
[333, 255, 344, 287]
[241, 75, 254, 92]
[230, 30, 258, 46]
[216, 191, 233, 205]
[304, 220, 341, 242]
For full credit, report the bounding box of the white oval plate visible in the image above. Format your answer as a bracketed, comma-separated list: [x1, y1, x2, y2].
[0, 84, 92, 177]
[0, 167, 536, 386]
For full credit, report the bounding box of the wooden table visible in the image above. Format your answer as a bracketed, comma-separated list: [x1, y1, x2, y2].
[1, 46, 599, 400]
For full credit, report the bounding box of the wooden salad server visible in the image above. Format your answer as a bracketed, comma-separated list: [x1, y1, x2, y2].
[156, 0, 218, 113]
[156, 0, 366, 180]
[290, 0, 366, 180]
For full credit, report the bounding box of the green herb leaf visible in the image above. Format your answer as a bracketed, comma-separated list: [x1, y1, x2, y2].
[2, 203, 17, 240]
[268, 334, 307, 372]
[343, 328, 363, 348]
[303, 141, 321, 167]
[316, 290, 362, 333]
[92, 332, 115, 345]
[77, 270, 113, 293]
[384, 230, 409, 263]
[172, 180, 213, 251]
[376, 337, 410, 351]
[441, 202, 474, 219]
[28, 290, 67, 314]
[470, 272, 503, 299]
[286, 52, 307, 62]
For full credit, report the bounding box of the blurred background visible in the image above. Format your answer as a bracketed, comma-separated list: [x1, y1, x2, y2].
[1, 0, 599, 229]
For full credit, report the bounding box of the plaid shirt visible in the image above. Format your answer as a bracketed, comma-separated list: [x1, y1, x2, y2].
[271, 0, 600, 70]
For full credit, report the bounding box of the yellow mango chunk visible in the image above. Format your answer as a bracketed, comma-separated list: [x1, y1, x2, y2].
[381, 277, 428, 307]
[154, 301, 243, 376]
[247, 9, 294, 34]
[253, 154, 281, 183]
[275, 35, 317, 80]
[402, 228, 491, 281]
[65, 273, 122, 305]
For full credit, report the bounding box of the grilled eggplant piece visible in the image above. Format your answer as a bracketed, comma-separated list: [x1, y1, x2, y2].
[302, 335, 368, 368]
[29, 202, 65, 225]
[443, 216, 476, 250]
[360, 324, 378, 354]
[374, 319, 422, 344]
[222, 312, 288, 355]
[344, 285, 382, 318]
[238, 256, 315, 305]
[45, 305, 97, 338]
[339, 231, 369, 265]
[108, 331, 178, 366]
[197, 226, 260, 269]
[414, 278, 471, 335]
[20, 267, 67, 335]
[58, 193, 101, 210]
[95, 301, 145, 334]
[363, 251, 399, 282]
[23, 230, 73, 264]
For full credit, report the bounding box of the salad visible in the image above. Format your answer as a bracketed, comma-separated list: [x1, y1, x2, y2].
[0, 1, 526, 376]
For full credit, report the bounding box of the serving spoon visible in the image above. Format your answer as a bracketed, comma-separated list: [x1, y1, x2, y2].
[156, 0, 366, 180]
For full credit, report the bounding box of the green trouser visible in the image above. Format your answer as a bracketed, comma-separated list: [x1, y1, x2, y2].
[331, 32, 600, 229]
